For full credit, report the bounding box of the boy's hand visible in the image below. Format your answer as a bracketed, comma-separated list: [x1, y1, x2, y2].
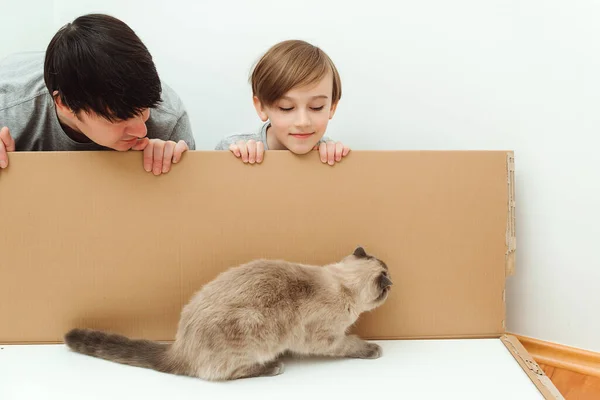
[132, 138, 188, 175]
[317, 141, 350, 165]
[0, 126, 15, 169]
[229, 140, 264, 164]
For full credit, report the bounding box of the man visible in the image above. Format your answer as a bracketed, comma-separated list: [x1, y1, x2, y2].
[0, 13, 195, 175]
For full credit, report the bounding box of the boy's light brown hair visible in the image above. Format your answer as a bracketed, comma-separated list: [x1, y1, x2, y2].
[250, 40, 342, 107]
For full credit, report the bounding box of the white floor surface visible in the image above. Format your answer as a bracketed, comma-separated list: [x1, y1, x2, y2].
[0, 339, 544, 399]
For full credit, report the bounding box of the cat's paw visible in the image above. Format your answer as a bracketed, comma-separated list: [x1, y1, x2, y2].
[263, 361, 285, 377]
[358, 343, 382, 359]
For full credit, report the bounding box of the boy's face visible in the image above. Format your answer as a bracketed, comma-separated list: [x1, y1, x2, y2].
[254, 72, 338, 154]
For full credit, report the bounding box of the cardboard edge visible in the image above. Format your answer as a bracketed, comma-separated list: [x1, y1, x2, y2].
[501, 334, 564, 399]
[505, 152, 516, 277]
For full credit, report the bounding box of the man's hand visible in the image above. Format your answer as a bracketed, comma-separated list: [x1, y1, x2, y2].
[229, 140, 264, 164]
[317, 141, 350, 165]
[132, 138, 189, 175]
[0, 126, 15, 169]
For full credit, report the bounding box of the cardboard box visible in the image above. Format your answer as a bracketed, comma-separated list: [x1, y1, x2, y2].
[0, 151, 560, 398]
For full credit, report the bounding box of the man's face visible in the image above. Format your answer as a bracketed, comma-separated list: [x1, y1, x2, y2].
[73, 108, 151, 151]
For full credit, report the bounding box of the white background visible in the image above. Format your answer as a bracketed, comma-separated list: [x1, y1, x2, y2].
[1, 0, 599, 352]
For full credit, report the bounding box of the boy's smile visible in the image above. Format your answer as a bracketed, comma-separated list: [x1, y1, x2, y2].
[289, 133, 314, 139]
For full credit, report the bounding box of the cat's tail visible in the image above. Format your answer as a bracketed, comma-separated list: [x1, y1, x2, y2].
[64, 328, 187, 375]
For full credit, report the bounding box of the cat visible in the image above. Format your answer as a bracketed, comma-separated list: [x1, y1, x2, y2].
[64, 246, 392, 381]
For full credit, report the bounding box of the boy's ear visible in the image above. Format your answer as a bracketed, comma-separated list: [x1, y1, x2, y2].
[253, 96, 269, 122]
[329, 101, 339, 119]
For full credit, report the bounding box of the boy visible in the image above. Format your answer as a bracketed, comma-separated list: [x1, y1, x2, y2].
[0, 14, 195, 176]
[215, 40, 349, 166]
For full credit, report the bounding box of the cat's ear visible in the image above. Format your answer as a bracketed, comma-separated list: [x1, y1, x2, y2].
[353, 246, 368, 258]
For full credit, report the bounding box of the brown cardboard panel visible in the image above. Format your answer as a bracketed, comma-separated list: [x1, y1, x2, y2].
[0, 150, 511, 343]
[502, 335, 565, 399]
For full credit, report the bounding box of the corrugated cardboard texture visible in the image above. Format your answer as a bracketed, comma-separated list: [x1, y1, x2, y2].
[0, 151, 511, 343]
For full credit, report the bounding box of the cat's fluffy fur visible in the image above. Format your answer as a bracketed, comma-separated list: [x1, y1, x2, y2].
[64, 246, 392, 381]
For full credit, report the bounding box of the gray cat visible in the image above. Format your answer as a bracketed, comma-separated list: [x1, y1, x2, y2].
[64, 246, 392, 381]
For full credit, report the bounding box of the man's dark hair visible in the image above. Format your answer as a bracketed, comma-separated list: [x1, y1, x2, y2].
[44, 14, 162, 122]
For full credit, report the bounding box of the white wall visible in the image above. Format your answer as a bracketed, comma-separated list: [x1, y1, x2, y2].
[0, 0, 55, 59]
[2, 0, 599, 352]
